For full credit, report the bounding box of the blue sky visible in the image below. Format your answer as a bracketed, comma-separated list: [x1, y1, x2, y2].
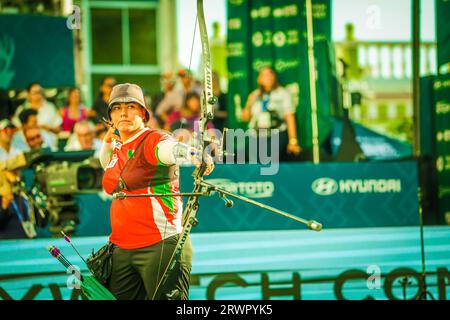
[177, 0, 436, 71]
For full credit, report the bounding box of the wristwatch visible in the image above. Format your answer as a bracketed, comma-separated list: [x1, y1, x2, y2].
[289, 138, 299, 145]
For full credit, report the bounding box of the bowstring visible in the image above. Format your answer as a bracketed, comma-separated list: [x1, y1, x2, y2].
[152, 14, 199, 300]
[188, 15, 198, 79]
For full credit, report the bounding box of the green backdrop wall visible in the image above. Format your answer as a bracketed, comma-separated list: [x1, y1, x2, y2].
[0, 14, 75, 90]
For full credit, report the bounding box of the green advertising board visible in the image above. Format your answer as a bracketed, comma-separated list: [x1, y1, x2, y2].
[0, 14, 75, 90]
[22, 161, 420, 238]
[436, 0, 450, 74]
[226, 0, 335, 148]
[434, 74, 450, 223]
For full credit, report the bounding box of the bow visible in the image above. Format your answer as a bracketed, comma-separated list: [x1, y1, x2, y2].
[122, 0, 322, 300]
[150, 0, 215, 299]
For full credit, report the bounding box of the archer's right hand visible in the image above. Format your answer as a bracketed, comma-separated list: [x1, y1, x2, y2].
[103, 126, 121, 144]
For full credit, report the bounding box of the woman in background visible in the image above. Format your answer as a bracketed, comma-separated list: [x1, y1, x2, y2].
[242, 66, 301, 161]
[166, 93, 211, 131]
[60, 87, 88, 132]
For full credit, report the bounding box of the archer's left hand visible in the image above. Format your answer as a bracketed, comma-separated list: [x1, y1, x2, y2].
[191, 151, 215, 176]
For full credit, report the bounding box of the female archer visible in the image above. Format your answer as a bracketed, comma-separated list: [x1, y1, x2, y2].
[99, 83, 214, 300]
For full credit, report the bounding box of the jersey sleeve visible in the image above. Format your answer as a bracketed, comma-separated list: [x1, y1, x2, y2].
[143, 130, 174, 166]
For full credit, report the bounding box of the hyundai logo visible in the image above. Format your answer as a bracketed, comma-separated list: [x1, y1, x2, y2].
[312, 178, 338, 196]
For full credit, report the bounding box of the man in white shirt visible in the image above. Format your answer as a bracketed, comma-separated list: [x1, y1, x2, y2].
[12, 82, 62, 134]
[12, 108, 58, 152]
[64, 120, 102, 157]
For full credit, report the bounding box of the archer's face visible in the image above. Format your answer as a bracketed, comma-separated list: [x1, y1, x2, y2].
[110, 102, 146, 133]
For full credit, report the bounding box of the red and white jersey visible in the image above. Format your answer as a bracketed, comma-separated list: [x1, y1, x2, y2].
[102, 128, 183, 249]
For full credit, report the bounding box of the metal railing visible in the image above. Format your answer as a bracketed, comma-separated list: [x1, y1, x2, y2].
[334, 40, 437, 79]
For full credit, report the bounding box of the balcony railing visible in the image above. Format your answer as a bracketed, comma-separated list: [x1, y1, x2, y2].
[334, 40, 437, 79]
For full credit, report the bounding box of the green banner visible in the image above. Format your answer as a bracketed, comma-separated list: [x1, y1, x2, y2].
[434, 74, 450, 223]
[420, 76, 436, 156]
[297, 0, 334, 148]
[436, 0, 450, 74]
[226, 0, 334, 148]
[250, 0, 275, 86]
[227, 0, 252, 128]
[271, 0, 303, 113]
[0, 14, 75, 90]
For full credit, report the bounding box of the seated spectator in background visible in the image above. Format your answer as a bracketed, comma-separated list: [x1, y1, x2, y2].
[155, 73, 184, 125]
[166, 92, 211, 131]
[23, 126, 46, 150]
[0, 119, 20, 211]
[89, 77, 117, 140]
[0, 119, 20, 161]
[152, 72, 177, 109]
[212, 71, 227, 132]
[0, 119, 36, 239]
[177, 69, 202, 96]
[64, 120, 101, 157]
[12, 82, 62, 134]
[142, 90, 160, 130]
[155, 69, 202, 126]
[89, 76, 116, 122]
[12, 109, 57, 152]
[60, 87, 88, 132]
[166, 93, 214, 146]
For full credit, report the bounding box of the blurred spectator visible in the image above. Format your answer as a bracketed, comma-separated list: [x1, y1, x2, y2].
[242, 66, 301, 161]
[64, 120, 102, 157]
[152, 72, 177, 109]
[0, 119, 20, 160]
[166, 92, 214, 132]
[12, 82, 62, 134]
[177, 69, 202, 96]
[152, 72, 177, 127]
[12, 109, 57, 152]
[142, 90, 160, 130]
[60, 87, 88, 132]
[90, 76, 117, 121]
[0, 120, 20, 211]
[89, 77, 117, 139]
[155, 69, 202, 125]
[0, 119, 36, 239]
[23, 126, 45, 150]
[212, 71, 227, 132]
